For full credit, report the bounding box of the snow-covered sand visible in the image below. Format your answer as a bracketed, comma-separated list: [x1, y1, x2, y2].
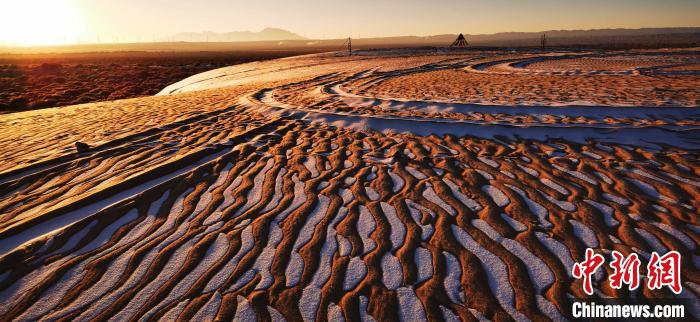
[0, 48, 698, 321]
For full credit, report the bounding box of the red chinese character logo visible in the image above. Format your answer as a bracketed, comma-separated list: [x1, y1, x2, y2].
[572, 248, 605, 295]
[608, 251, 641, 290]
[647, 251, 682, 294]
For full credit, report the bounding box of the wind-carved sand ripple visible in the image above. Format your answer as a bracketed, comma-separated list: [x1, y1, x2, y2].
[0, 49, 698, 321]
[240, 50, 700, 150]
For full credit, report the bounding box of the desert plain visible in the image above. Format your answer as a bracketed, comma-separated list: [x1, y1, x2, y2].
[0, 47, 698, 321]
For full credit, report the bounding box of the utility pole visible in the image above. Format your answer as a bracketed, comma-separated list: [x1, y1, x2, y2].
[348, 37, 352, 56]
[541, 33, 547, 51]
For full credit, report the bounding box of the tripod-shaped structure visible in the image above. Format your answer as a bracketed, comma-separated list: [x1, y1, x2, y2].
[450, 33, 469, 47]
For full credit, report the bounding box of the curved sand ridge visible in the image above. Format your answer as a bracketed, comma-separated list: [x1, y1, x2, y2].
[0, 49, 699, 321]
[466, 51, 700, 76]
[366, 51, 700, 108]
[241, 51, 700, 150]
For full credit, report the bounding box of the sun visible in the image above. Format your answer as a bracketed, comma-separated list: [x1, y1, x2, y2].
[0, 0, 83, 46]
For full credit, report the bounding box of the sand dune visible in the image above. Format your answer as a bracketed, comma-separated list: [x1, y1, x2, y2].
[0, 48, 698, 321]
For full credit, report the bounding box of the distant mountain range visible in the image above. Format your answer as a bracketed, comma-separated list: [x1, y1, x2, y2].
[166, 27, 699, 47]
[171, 28, 305, 42]
[320, 27, 700, 49]
[461, 27, 700, 41]
[421, 27, 700, 46]
[2, 27, 698, 54]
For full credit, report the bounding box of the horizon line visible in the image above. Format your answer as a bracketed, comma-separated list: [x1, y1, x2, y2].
[2, 25, 699, 48]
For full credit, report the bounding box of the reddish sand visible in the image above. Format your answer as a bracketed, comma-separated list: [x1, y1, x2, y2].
[0, 48, 698, 321]
[0, 50, 317, 112]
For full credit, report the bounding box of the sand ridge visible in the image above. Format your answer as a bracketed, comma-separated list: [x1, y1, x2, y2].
[0, 49, 698, 321]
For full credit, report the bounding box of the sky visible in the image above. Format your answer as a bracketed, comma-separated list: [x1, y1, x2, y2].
[0, 0, 699, 45]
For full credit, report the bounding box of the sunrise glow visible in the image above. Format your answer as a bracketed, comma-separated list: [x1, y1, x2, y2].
[0, 0, 83, 46]
[1, 0, 699, 46]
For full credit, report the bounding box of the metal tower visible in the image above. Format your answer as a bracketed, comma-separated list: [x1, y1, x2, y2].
[450, 34, 469, 47]
[541, 33, 547, 50]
